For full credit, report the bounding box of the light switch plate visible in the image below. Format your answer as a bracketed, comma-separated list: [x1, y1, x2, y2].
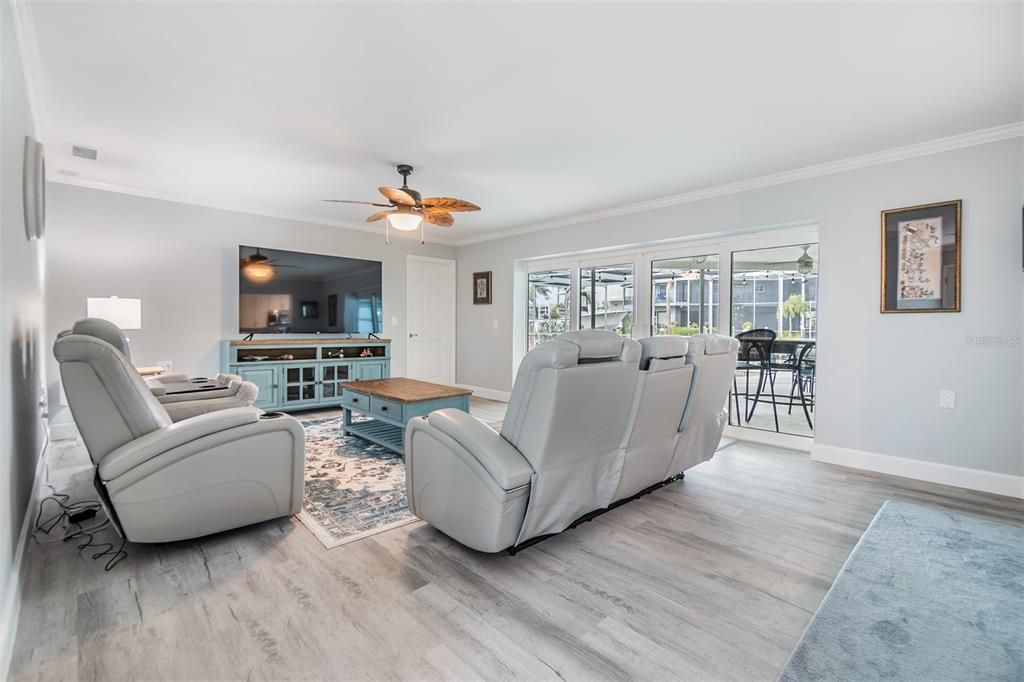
[493, 319, 499, 329]
[939, 390, 956, 409]
[391, 316, 398, 327]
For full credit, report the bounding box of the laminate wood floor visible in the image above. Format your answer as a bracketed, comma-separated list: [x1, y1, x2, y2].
[10, 400, 1022, 681]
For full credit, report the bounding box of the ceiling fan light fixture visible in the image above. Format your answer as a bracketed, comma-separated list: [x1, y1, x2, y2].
[243, 261, 275, 283]
[387, 211, 423, 232]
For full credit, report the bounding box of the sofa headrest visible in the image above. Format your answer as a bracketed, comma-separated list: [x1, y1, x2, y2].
[555, 330, 641, 363]
[686, 334, 739, 357]
[639, 336, 689, 369]
[71, 318, 132, 358]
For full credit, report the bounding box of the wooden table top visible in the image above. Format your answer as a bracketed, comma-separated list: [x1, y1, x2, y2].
[345, 377, 472, 403]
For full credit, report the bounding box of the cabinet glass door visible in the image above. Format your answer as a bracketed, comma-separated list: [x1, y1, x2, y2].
[320, 363, 352, 399]
[283, 365, 318, 404]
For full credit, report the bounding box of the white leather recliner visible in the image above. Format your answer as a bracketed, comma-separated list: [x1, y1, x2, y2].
[405, 331, 739, 553]
[63, 318, 258, 422]
[54, 330, 305, 543]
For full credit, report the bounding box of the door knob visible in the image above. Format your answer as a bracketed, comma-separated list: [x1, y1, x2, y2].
[409, 333, 419, 338]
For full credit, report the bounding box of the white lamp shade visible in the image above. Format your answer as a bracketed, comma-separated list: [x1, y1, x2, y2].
[87, 297, 142, 330]
[387, 212, 423, 232]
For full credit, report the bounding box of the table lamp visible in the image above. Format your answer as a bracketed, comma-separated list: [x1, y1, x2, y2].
[87, 296, 142, 332]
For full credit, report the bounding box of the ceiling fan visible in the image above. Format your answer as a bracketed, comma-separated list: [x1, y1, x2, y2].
[324, 164, 480, 243]
[239, 248, 302, 283]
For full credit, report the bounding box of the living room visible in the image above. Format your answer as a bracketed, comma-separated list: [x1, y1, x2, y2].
[2, 2, 1022, 680]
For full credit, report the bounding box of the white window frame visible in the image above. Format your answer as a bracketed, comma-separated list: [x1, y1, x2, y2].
[516, 224, 819, 380]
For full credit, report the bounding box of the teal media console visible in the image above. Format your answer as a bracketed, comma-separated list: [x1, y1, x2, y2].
[220, 338, 391, 412]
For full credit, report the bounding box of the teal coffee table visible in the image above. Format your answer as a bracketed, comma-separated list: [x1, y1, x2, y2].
[340, 377, 472, 456]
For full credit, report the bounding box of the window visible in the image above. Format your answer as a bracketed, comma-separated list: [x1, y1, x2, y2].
[527, 269, 571, 350]
[650, 254, 719, 335]
[579, 264, 634, 337]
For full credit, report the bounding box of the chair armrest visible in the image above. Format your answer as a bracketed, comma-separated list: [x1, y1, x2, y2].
[145, 378, 168, 396]
[99, 407, 264, 480]
[426, 409, 533, 489]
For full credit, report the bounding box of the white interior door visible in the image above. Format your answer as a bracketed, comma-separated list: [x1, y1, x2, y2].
[406, 256, 456, 384]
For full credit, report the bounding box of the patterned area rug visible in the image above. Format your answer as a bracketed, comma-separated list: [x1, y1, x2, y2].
[297, 416, 419, 549]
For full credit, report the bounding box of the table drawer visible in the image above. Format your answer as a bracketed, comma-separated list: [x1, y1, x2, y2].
[369, 396, 404, 422]
[340, 389, 369, 411]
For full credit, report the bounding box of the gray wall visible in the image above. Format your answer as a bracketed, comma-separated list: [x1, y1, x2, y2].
[45, 183, 456, 413]
[1, 0, 46, 662]
[455, 139, 1024, 477]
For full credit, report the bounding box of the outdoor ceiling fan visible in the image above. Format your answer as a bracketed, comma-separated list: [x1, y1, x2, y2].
[239, 248, 302, 284]
[324, 164, 480, 243]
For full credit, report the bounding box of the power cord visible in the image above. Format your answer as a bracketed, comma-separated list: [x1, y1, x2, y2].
[33, 439, 129, 570]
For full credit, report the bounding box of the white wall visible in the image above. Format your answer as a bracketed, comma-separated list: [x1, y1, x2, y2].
[0, 0, 46, 673]
[44, 183, 456, 411]
[455, 139, 1024, 479]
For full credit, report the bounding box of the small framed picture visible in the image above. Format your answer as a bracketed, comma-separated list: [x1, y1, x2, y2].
[300, 301, 319, 319]
[473, 271, 492, 305]
[881, 200, 961, 313]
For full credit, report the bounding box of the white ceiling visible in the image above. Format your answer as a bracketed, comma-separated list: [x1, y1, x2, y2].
[26, 2, 1022, 243]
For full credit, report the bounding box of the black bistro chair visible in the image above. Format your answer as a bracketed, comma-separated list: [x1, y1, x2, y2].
[787, 343, 816, 429]
[733, 328, 779, 432]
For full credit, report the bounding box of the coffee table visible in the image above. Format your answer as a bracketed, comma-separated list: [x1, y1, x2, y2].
[340, 378, 472, 456]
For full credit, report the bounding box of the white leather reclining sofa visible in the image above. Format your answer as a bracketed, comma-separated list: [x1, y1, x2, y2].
[54, 327, 305, 543]
[405, 329, 739, 553]
[61, 318, 258, 422]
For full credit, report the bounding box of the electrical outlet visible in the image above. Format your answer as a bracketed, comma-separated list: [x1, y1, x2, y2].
[391, 316, 398, 327]
[493, 319, 499, 329]
[157, 360, 174, 373]
[939, 390, 956, 409]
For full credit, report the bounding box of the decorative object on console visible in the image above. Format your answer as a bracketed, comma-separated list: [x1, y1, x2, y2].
[323, 164, 480, 244]
[86, 296, 142, 330]
[473, 271, 492, 305]
[881, 199, 961, 313]
[22, 136, 46, 240]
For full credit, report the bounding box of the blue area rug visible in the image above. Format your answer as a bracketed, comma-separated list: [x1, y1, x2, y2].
[297, 416, 417, 549]
[780, 500, 1024, 681]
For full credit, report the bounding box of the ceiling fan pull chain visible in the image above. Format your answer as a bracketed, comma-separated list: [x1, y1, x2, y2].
[420, 219, 425, 245]
[385, 220, 390, 245]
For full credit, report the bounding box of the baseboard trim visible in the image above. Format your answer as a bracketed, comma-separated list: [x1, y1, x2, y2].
[811, 444, 1024, 500]
[0, 443, 47, 680]
[457, 384, 511, 403]
[723, 425, 813, 452]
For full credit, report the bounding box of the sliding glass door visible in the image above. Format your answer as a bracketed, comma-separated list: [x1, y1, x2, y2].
[519, 229, 818, 440]
[579, 264, 634, 337]
[729, 243, 818, 437]
[527, 269, 572, 350]
[651, 254, 719, 336]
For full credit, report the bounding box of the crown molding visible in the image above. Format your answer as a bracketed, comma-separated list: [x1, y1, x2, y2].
[451, 121, 1024, 247]
[46, 119, 1023, 251]
[48, 175, 459, 246]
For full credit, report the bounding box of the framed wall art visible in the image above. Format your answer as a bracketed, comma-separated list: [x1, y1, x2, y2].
[881, 199, 961, 313]
[473, 271, 492, 305]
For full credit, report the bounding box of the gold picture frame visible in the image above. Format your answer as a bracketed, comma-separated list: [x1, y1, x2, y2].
[880, 199, 961, 313]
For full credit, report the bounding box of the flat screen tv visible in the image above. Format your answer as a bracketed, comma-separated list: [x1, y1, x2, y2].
[239, 245, 382, 335]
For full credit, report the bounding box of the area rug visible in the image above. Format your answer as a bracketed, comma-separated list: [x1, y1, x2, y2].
[780, 500, 1024, 681]
[297, 416, 420, 549]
